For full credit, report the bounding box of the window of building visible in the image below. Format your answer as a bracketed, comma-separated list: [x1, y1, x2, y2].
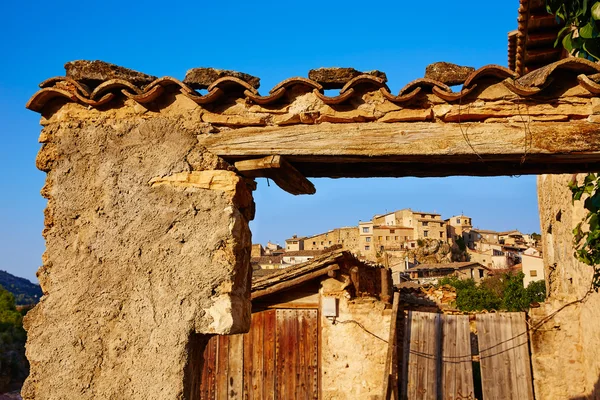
[386, 236, 390, 241]
[313, 241, 316, 245]
[390, 229, 395, 234]
[320, 241, 324, 245]
[365, 237, 371, 242]
[411, 243, 416, 248]
[456, 218, 461, 224]
[421, 214, 425, 218]
[422, 221, 429, 226]
[362, 227, 369, 233]
[395, 236, 398, 240]
[440, 223, 444, 227]
[329, 241, 332, 245]
[440, 232, 443, 238]
[479, 270, 484, 278]
[530, 270, 538, 277]
[424, 231, 429, 237]
[365, 245, 370, 251]
[378, 236, 382, 241]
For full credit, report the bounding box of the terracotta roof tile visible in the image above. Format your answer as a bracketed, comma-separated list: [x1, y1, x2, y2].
[26, 59, 600, 116]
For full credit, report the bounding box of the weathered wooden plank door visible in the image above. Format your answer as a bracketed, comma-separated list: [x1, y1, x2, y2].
[402, 311, 441, 400]
[275, 309, 318, 400]
[441, 314, 474, 400]
[199, 308, 318, 400]
[401, 312, 474, 400]
[478, 312, 534, 400]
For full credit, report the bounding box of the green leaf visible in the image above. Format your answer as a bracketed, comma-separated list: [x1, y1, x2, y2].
[592, 2, 600, 19]
[580, 21, 599, 38]
[563, 32, 576, 52]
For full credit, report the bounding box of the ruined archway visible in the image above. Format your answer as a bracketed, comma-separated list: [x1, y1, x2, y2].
[23, 54, 600, 399]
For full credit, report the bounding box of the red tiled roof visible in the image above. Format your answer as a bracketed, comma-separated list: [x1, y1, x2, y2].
[27, 58, 600, 124]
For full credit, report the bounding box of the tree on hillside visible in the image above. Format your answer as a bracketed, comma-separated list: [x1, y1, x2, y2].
[438, 272, 546, 312]
[0, 285, 29, 392]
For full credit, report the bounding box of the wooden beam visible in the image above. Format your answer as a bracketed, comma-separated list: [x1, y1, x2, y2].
[199, 121, 600, 177]
[382, 292, 400, 400]
[251, 264, 339, 300]
[234, 155, 316, 195]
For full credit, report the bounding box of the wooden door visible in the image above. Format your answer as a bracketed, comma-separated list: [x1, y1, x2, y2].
[199, 308, 319, 400]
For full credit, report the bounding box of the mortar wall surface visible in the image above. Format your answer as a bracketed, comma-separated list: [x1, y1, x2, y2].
[24, 106, 254, 400]
[532, 174, 600, 399]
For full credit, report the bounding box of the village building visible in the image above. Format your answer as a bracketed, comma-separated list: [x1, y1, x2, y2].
[522, 253, 544, 287]
[198, 250, 393, 399]
[264, 241, 284, 255]
[472, 229, 501, 245]
[446, 214, 473, 245]
[285, 234, 306, 251]
[407, 261, 490, 285]
[499, 230, 526, 246]
[251, 243, 264, 258]
[302, 227, 359, 251]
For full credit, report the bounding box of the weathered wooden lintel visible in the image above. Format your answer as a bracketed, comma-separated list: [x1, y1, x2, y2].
[234, 155, 316, 195]
[199, 121, 600, 178]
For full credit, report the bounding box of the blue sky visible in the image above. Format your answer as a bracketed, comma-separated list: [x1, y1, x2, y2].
[0, 1, 539, 282]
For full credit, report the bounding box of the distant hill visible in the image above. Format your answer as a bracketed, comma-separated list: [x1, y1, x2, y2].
[0, 270, 42, 306]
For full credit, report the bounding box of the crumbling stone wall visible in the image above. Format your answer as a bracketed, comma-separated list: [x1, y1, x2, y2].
[23, 96, 255, 399]
[531, 174, 600, 399]
[319, 277, 391, 400]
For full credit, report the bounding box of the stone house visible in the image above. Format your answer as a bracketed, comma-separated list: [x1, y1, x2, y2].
[198, 250, 393, 399]
[285, 235, 306, 251]
[302, 227, 359, 251]
[472, 229, 500, 245]
[445, 214, 473, 245]
[521, 253, 544, 287]
[407, 261, 489, 284]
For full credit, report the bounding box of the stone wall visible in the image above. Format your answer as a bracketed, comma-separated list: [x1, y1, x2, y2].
[531, 174, 600, 399]
[319, 277, 391, 400]
[24, 97, 255, 399]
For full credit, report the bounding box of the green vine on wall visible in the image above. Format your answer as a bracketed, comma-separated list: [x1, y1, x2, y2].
[569, 175, 600, 289]
[547, 0, 600, 289]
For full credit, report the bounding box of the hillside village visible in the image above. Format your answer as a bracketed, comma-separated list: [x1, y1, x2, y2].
[251, 208, 544, 288]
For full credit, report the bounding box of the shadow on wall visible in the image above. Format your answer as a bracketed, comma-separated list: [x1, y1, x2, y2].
[570, 376, 600, 400]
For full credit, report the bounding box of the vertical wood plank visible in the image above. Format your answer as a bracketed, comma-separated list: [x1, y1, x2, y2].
[306, 309, 319, 400]
[478, 312, 534, 400]
[297, 310, 308, 400]
[511, 312, 535, 400]
[287, 310, 299, 400]
[275, 310, 286, 400]
[441, 314, 457, 400]
[200, 337, 217, 400]
[400, 310, 412, 399]
[455, 315, 474, 399]
[251, 312, 264, 400]
[228, 334, 244, 400]
[263, 310, 276, 400]
[216, 335, 229, 400]
[243, 327, 254, 400]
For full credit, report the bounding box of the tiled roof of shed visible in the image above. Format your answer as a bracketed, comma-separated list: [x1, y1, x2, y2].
[27, 58, 600, 116]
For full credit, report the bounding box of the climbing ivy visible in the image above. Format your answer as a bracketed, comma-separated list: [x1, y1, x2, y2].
[547, 1, 600, 290]
[569, 175, 600, 289]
